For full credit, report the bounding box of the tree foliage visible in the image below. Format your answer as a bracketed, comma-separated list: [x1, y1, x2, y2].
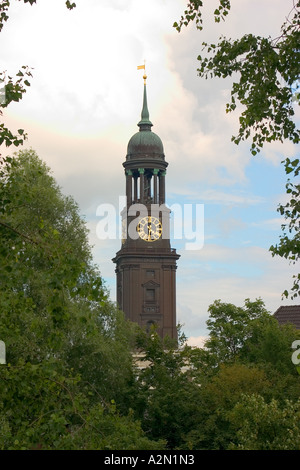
[0, 360, 164, 450]
[0, 149, 136, 395]
[173, 0, 231, 33]
[131, 327, 201, 449]
[128, 298, 300, 450]
[228, 394, 300, 450]
[0, 149, 164, 450]
[270, 157, 300, 299]
[205, 298, 269, 362]
[174, 0, 300, 298]
[0, 67, 33, 150]
[181, 363, 271, 450]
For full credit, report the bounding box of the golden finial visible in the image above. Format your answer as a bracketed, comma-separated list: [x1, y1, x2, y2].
[137, 61, 147, 84]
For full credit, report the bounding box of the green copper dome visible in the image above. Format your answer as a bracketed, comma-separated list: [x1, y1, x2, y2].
[126, 83, 165, 160]
[127, 130, 164, 159]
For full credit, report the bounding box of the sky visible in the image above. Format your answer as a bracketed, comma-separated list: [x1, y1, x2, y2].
[1, 0, 299, 347]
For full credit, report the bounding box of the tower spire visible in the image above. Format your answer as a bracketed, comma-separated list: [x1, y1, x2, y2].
[113, 67, 180, 340]
[137, 63, 153, 130]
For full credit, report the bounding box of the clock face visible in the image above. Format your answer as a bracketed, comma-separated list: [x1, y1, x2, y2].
[137, 216, 162, 242]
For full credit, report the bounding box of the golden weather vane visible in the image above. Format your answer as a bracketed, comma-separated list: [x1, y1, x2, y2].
[137, 60, 147, 84]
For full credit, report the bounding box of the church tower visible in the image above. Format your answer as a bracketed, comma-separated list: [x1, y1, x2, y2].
[113, 71, 180, 339]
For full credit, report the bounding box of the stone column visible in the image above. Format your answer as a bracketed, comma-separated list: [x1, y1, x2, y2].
[159, 170, 166, 204]
[134, 174, 138, 203]
[153, 169, 159, 204]
[126, 169, 132, 207]
[146, 174, 151, 200]
[138, 168, 145, 203]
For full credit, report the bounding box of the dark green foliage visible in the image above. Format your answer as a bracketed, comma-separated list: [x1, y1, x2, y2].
[205, 298, 270, 362]
[195, 299, 300, 449]
[228, 395, 300, 450]
[181, 363, 271, 450]
[0, 149, 133, 384]
[132, 327, 202, 449]
[0, 67, 32, 150]
[173, 1, 231, 32]
[0, 149, 163, 450]
[0, 359, 164, 450]
[130, 299, 300, 450]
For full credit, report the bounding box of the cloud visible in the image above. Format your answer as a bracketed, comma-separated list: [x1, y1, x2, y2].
[189, 189, 264, 206]
[186, 336, 208, 348]
[251, 217, 285, 231]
